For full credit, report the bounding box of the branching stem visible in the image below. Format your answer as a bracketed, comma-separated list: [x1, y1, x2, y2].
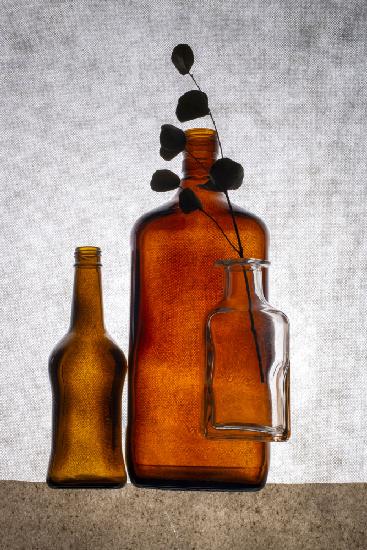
[183, 95, 264, 382]
[200, 209, 240, 255]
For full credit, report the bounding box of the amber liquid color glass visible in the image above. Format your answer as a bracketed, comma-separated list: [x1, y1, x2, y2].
[47, 247, 127, 488]
[127, 129, 270, 490]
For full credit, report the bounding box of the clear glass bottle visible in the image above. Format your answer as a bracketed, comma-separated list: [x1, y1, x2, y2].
[127, 129, 270, 490]
[47, 247, 127, 488]
[204, 258, 290, 442]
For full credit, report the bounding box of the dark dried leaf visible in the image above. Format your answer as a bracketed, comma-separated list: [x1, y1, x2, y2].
[160, 147, 181, 161]
[178, 188, 202, 213]
[209, 158, 244, 191]
[150, 169, 181, 192]
[160, 124, 186, 151]
[171, 44, 194, 75]
[176, 90, 209, 122]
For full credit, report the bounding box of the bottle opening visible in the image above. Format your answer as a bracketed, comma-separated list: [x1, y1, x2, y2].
[74, 246, 102, 266]
[184, 128, 218, 153]
[185, 127, 217, 139]
[215, 258, 270, 271]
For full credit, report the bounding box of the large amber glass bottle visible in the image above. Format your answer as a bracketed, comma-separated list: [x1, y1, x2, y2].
[127, 129, 270, 490]
[47, 247, 127, 488]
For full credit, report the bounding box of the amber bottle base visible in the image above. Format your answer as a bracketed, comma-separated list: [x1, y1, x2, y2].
[129, 475, 267, 492]
[127, 463, 268, 492]
[130, 478, 266, 492]
[46, 476, 126, 489]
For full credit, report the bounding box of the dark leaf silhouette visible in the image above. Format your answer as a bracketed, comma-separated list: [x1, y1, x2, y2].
[176, 90, 209, 122]
[171, 44, 194, 75]
[160, 125, 186, 161]
[160, 147, 181, 161]
[209, 158, 244, 191]
[179, 188, 202, 213]
[150, 169, 181, 192]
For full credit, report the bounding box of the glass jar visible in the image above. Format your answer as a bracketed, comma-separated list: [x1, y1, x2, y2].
[204, 258, 290, 442]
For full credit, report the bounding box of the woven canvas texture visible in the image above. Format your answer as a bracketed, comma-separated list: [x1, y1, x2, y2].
[0, 0, 366, 482]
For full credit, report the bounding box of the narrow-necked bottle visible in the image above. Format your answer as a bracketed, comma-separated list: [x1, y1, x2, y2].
[47, 246, 127, 488]
[127, 128, 269, 490]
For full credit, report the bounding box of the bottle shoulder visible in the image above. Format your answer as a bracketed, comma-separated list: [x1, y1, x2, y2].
[131, 199, 176, 236]
[131, 196, 268, 239]
[231, 202, 269, 236]
[49, 331, 126, 366]
[103, 332, 128, 364]
[130, 197, 269, 264]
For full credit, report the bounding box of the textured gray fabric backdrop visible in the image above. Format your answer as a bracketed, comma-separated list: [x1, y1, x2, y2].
[0, 0, 366, 483]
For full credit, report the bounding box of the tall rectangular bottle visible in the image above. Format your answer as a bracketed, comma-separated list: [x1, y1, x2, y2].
[127, 129, 270, 490]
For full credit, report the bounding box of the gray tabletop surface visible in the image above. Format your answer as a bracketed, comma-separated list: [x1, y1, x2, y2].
[0, 482, 366, 549]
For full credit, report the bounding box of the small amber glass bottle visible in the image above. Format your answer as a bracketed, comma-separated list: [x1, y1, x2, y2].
[47, 247, 127, 488]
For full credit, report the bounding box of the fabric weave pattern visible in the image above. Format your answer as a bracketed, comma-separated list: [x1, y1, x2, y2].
[0, 0, 366, 483]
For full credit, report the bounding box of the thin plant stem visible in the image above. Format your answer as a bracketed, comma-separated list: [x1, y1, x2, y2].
[184, 117, 264, 382]
[208, 111, 224, 158]
[242, 266, 265, 383]
[179, 176, 240, 255]
[223, 190, 243, 257]
[188, 72, 224, 158]
[200, 210, 240, 255]
[222, 191, 264, 383]
[188, 72, 202, 92]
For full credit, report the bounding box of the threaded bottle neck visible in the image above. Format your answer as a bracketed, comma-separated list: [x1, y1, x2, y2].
[74, 246, 102, 267]
[70, 247, 105, 334]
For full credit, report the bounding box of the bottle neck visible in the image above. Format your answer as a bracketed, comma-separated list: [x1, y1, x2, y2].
[180, 128, 224, 204]
[182, 152, 217, 184]
[223, 267, 266, 307]
[69, 248, 105, 334]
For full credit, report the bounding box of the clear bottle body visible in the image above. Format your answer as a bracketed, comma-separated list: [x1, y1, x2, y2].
[204, 259, 290, 442]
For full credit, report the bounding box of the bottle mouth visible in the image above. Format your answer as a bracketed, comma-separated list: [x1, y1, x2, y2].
[74, 246, 102, 266]
[185, 128, 216, 140]
[183, 128, 218, 162]
[215, 258, 270, 270]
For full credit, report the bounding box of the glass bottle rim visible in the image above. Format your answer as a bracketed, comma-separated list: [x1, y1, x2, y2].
[215, 258, 270, 269]
[74, 246, 102, 266]
[74, 246, 101, 255]
[185, 127, 216, 140]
